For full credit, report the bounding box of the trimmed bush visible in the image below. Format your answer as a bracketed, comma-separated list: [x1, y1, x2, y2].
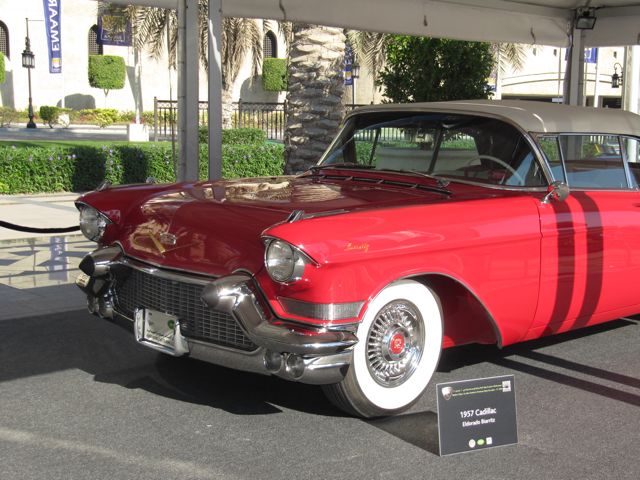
[88, 55, 126, 95]
[94, 108, 120, 128]
[262, 58, 287, 91]
[0, 52, 5, 85]
[0, 142, 285, 194]
[39, 106, 69, 128]
[0, 106, 18, 127]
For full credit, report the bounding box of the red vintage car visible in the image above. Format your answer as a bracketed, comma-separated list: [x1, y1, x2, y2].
[75, 100, 640, 417]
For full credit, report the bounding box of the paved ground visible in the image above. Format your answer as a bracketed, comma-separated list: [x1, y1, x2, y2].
[0, 124, 129, 142]
[0, 193, 80, 241]
[0, 304, 637, 480]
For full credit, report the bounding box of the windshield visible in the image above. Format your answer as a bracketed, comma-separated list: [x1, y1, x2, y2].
[318, 112, 546, 187]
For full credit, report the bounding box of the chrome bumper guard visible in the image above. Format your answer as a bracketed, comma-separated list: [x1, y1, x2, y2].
[76, 246, 357, 385]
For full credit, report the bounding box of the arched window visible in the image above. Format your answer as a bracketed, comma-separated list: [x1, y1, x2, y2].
[0, 20, 9, 57]
[263, 31, 277, 58]
[88, 25, 103, 56]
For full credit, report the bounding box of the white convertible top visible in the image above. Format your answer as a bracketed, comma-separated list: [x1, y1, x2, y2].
[350, 100, 640, 137]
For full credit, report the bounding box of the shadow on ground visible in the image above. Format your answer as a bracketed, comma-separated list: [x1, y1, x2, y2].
[2, 309, 638, 433]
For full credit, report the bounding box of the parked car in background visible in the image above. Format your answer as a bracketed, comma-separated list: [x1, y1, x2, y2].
[75, 100, 640, 417]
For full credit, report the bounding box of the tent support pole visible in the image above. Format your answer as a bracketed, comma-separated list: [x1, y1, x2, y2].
[208, 0, 223, 180]
[565, 27, 585, 106]
[177, 0, 200, 181]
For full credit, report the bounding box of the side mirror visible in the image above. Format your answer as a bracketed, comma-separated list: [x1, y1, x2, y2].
[542, 181, 570, 204]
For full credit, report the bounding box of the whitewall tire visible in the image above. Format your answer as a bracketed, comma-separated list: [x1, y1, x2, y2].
[323, 280, 443, 417]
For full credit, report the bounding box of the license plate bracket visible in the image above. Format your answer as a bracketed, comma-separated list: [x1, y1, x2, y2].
[134, 308, 189, 356]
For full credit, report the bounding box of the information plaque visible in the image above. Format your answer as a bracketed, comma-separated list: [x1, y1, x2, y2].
[436, 375, 517, 456]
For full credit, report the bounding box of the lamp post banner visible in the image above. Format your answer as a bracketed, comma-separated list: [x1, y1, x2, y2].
[98, 9, 132, 47]
[42, 0, 62, 73]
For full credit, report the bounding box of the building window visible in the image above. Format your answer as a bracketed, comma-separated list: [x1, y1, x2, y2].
[0, 20, 9, 57]
[263, 31, 277, 58]
[89, 25, 103, 55]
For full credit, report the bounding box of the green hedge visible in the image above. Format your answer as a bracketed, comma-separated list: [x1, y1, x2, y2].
[262, 58, 287, 91]
[0, 142, 285, 194]
[198, 127, 267, 145]
[0, 52, 5, 85]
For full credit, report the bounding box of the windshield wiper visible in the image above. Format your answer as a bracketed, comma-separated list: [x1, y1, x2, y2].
[310, 163, 376, 171]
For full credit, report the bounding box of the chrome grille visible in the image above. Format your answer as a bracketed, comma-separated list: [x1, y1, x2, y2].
[114, 266, 257, 351]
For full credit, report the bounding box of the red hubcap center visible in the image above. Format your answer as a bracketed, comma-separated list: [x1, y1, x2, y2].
[389, 333, 405, 355]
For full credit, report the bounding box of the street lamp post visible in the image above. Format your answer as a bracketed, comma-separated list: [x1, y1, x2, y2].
[612, 62, 623, 89]
[351, 62, 360, 107]
[22, 18, 36, 129]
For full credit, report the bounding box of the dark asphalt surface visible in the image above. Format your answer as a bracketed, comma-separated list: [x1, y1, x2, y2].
[0, 309, 638, 480]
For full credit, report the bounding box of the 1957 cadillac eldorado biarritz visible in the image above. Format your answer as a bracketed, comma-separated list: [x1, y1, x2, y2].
[75, 100, 640, 417]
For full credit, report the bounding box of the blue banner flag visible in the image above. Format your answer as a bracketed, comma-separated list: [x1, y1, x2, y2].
[98, 10, 132, 47]
[43, 0, 62, 73]
[344, 44, 354, 86]
[584, 47, 598, 64]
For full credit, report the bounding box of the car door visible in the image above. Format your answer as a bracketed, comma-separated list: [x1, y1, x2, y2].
[530, 134, 640, 339]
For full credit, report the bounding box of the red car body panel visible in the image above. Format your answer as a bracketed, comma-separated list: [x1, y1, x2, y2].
[79, 172, 548, 349]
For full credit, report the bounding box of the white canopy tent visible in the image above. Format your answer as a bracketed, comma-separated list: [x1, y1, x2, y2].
[92, 0, 640, 180]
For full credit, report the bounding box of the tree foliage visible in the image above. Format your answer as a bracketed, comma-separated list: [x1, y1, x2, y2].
[88, 55, 126, 96]
[378, 36, 495, 103]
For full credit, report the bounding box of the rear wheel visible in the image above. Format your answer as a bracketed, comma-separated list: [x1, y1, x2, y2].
[323, 280, 442, 417]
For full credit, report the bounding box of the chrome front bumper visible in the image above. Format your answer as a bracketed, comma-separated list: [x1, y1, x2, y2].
[76, 246, 356, 385]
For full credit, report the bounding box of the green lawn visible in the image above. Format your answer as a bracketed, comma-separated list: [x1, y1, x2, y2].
[0, 140, 169, 149]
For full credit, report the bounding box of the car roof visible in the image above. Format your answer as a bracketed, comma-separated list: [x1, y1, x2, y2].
[349, 99, 640, 136]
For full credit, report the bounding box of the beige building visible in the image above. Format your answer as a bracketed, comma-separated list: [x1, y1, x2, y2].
[0, 0, 287, 113]
[497, 45, 624, 108]
[0, 1, 626, 114]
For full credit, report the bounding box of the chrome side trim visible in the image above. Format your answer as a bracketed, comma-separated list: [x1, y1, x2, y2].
[278, 296, 364, 321]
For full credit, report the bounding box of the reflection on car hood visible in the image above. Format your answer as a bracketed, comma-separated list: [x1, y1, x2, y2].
[80, 174, 466, 275]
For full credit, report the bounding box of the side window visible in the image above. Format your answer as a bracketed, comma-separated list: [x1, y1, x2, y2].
[89, 25, 103, 56]
[0, 20, 9, 58]
[538, 135, 565, 182]
[263, 31, 277, 58]
[622, 136, 640, 188]
[558, 135, 628, 189]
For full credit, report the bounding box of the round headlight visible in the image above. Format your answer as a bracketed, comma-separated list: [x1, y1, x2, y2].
[265, 240, 296, 282]
[79, 206, 108, 242]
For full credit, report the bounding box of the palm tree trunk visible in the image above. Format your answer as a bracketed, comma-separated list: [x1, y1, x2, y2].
[221, 88, 234, 129]
[284, 24, 346, 174]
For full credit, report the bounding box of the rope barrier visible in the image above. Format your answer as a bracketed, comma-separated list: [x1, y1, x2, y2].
[0, 220, 80, 234]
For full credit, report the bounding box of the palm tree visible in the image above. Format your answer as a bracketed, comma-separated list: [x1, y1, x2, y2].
[124, 2, 272, 128]
[284, 24, 346, 174]
[347, 30, 390, 82]
[492, 43, 530, 98]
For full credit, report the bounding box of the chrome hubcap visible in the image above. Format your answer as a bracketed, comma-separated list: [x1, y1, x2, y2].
[366, 300, 424, 387]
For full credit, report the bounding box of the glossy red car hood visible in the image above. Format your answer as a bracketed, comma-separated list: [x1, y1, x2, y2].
[80, 174, 468, 276]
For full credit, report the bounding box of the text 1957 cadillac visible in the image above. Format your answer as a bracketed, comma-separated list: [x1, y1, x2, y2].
[75, 100, 640, 417]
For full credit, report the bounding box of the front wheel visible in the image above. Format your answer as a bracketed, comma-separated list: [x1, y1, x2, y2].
[323, 280, 443, 417]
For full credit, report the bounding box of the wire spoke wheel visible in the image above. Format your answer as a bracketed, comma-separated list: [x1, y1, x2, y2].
[322, 280, 442, 418]
[366, 301, 424, 387]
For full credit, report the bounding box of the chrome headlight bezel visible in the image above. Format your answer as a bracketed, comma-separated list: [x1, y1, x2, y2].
[78, 204, 110, 242]
[263, 237, 313, 283]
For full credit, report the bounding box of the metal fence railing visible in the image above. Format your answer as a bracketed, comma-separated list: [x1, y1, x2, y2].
[234, 100, 287, 141]
[152, 97, 369, 142]
[153, 98, 209, 141]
